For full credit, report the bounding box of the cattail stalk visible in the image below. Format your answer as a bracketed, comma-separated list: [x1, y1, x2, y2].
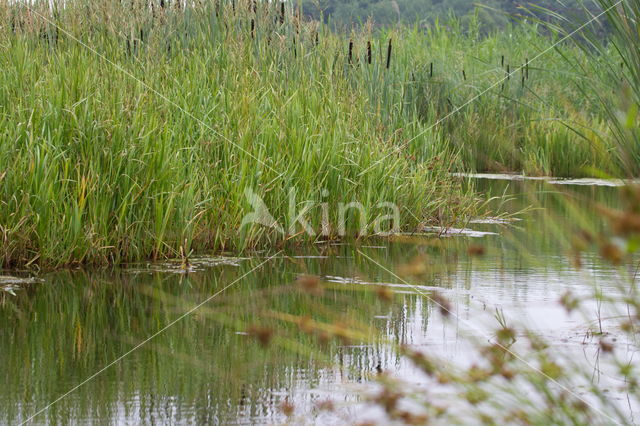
[348, 39, 353, 65]
[386, 38, 392, 70]
[280, 2, 285, 25]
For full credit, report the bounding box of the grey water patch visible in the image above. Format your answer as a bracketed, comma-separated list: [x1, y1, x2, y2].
[468, 217, 520, 225]
[126, 256, 248, 274]
[0, 275, 42, 295]
[422, 226, 498, 237]
[453, 172, 637, 187]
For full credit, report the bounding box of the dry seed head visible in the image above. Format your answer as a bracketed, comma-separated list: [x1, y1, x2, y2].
[467, 364, 491, 382]
[397, 254, 429, 277]
[621, 185, 640, 210]
[316, 399, 335, 412]
[467, 244, 485, 256]
[599, 339, 614, 353]
[280, 399, 294, 416]
[613, 212, 640, 235]
[296, 274, 323, 295]
[570, 250, 582, 269]
[500, 367, 515, 380]
[247, 324, 274, 347]
[374, 388, 401, 412]
[621, 320, 635, 333]
[317, 330, 330, 347]
[375, 285, 393, 303]
[600, 241, 624, 265]
[431, 291, 452, 317]
[397, 411, 429, 425]
[299, 315, 314, 334]
[571, 233, 589, 252]
[436, 371, 452, 384]
[405, 349, 436, 375]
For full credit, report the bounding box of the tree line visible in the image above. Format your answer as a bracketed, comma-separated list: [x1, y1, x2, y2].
[300, 0, 602, 31]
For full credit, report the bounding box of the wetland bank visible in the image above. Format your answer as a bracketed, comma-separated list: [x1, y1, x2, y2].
[1, 0, 640, 424]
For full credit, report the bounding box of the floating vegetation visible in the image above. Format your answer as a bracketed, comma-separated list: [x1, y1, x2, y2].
[126, 256, 248, 274]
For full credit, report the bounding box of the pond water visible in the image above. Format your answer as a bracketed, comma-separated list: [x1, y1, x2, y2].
[1, 179, 638, 424]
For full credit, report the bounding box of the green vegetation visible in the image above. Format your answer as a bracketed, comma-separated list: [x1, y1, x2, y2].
[0, 0, 635, 268]
[301, 0, 599, 30]
[0, 1, 474, 268]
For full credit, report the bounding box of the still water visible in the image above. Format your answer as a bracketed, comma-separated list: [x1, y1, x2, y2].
[1, 178, 637, 424]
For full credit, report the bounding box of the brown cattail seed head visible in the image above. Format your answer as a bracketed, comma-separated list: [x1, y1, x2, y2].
[247, 325, 274, 347]
[296, 274, 323, 295]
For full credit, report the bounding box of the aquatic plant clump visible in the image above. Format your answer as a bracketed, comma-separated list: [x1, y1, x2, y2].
[0, 0, 475, 268]
[0, 0, 630, 268]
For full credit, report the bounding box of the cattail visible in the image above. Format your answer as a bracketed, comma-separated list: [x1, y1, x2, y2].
[280, 2, 285, 25]
[462, 69, 466, 81]
[506, 64, 510, 80]
[315, 31, 319, 47]
[521, 64, 524, 80]
[386, 38, 392, 69]
[140, 28, 144, 43]
[348, 39, 353, 65]
[293, 36, 297, 58]
[430, 62, 433, 77]
[160, 0, 165, 8]
[525, 58, 529, 80]
[501, 55, 504, 67]
[367, 41, 372, 64]
[126, 38, 131, 56]
[250, 19, 255, 39]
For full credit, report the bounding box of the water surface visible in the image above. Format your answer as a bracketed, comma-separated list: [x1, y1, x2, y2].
[1, 179, 637, 424]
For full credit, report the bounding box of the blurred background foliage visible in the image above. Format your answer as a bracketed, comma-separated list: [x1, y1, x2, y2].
[301, 0, 603, 32]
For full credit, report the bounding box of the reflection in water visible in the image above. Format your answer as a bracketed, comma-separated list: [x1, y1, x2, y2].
[0, 180, 637, 424]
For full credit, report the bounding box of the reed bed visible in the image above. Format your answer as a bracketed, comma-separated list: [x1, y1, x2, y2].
[0, 0, 627, 268]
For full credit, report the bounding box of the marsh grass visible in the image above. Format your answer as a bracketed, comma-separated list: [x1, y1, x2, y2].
[0, 0, 479, 268]
[0, 0, 630, 268]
